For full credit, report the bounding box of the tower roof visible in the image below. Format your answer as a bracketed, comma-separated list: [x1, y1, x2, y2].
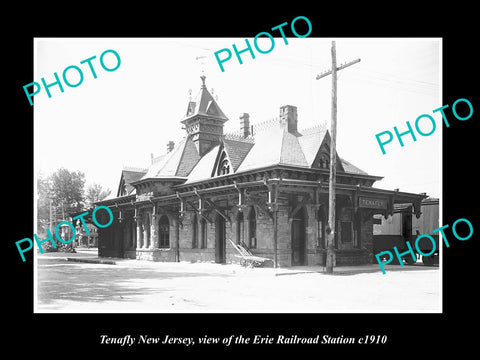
[181, 76, 228, 123]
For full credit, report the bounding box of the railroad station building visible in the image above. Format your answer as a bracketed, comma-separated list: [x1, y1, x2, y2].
[95, 75, 426, 267]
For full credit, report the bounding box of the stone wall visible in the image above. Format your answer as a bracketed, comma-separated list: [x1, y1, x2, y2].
[98, 200, 376, 267]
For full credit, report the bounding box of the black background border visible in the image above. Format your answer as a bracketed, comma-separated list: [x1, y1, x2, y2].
[6, 5, 478, 356]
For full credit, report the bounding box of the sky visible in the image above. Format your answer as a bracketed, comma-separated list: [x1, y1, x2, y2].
[34, 37, 441, 199]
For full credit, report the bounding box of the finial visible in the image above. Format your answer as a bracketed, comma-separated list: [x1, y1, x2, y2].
[200, 75, 206, 88]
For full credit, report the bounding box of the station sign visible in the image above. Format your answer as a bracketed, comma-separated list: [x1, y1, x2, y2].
[358, 197, 387, 209]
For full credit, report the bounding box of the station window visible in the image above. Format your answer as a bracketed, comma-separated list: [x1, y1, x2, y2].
[217, 151, 231, 176]
[159, 215, 170, 248]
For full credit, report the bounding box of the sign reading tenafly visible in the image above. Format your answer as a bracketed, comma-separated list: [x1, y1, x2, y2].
[358, 197, 387, 209]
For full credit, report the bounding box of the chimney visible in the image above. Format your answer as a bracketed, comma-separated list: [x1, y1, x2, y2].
[279, 105, 298, 133]
[240, 113, 250, 138]
[167, 141, 175, 153]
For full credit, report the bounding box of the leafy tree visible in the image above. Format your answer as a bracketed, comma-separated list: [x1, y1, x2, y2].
[49, 168, 86, 214]
[37, 171, 51, 233]
[37, 168, 86, 233]
[85, 183, 112, 208]
[36, 168, 85, 252]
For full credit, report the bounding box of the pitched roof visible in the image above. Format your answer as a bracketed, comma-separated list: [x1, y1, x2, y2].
[181, 76, 228, 123]
[181, 121, 370, 185]
[222, 137, 254, 171]
[141, 136, 200, 180]
[340, 158, 368, 175]
[236, 125, 320, 172]
[117, 167, 147, 196]
[185, 144, 220, 183]
[297, 126, 328, 165]
[137, 119, 370, 189]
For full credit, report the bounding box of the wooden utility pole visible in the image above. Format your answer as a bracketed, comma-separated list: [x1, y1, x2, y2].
[316, 41, 360, 274]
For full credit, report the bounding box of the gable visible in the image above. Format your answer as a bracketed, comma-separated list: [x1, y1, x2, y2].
[117, 176, 127, 197]
[297, 126, 327, 165]
[222, 137, 254, 172]
[211, 140, 236, 177]
[311, 142, 331, 169]
[311, 132, 345, 172]
[117, 168, 147, 197]
[212, 148, 232, 176]
[183, 136, 254, 183]
[206, 100, 219, 116]
[186, 101, 196, 117]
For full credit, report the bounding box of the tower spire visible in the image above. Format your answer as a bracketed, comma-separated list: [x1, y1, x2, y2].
[181, 75, 229, 156]
[196, 55, 207, 88]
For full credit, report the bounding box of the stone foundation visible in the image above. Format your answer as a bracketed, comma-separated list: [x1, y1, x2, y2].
[135, 248, 176, 262]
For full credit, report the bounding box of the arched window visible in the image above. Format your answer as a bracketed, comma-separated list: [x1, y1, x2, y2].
[220, 160, 230, 175]
[159, 215, 170, 248]
[192, 212, 198, 248]
[248, 207, 257, 248]
[321, 154, 330, 169]
[217, 151, 230, 176]
[316, 206, 326, 248]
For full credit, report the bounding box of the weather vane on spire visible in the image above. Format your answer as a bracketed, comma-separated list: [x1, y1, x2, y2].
[196, 55, 207, 75]
[196, 55, 207, 88]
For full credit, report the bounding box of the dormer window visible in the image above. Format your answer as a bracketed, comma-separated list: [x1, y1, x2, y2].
[187, 101, 196, 116]
[216, 151, 231, 176]
[220, 159, 230, 175]
[320, 154, 330, 169]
